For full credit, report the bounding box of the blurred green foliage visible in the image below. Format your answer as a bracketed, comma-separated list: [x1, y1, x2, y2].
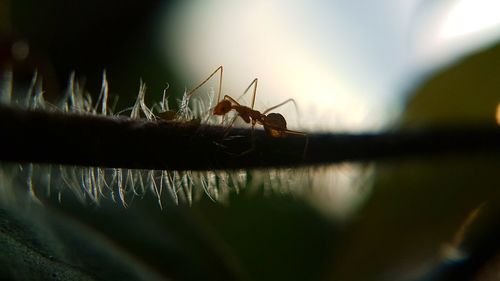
[401, 43, 500, 128]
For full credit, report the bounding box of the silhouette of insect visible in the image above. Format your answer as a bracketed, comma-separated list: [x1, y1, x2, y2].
[187, 66, 307, 139]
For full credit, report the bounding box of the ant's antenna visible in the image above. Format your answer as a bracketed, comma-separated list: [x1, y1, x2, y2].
[187, 66, 223, 103]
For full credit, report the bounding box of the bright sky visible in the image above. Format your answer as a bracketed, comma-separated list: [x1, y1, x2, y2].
[162, 0, 500, 132]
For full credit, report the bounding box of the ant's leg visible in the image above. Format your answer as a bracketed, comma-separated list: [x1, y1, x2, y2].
[303, 134, 309, 159]
[234, 78, 258, 109]
[222, 114, 239, 139]
[221, 114, 227, 125]
[221, 117, 257, 156]
[187, 66, 223, 103]
[262, 98, 299, 115]
[301, 133, 309, 160]
[212, 114, 238, 151]
[230, 124, 257, 157]
[250, 78, 258, 110]
[248, 123, 257, 153]
[283, 130, 309, 160]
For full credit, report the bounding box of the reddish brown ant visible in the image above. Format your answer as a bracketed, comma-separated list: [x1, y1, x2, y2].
[187, 66, 308, 157]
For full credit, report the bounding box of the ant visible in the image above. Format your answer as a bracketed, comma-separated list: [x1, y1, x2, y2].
[187, 66, 308, 156]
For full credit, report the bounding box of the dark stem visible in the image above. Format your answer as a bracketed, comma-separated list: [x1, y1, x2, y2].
[1, 105, 499, 171]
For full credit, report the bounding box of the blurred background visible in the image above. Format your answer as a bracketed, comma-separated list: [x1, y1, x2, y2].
[2, 0, 500, 130]
[1, 0, 500, 280]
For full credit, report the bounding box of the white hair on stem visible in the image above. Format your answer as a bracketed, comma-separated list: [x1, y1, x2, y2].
[0, 70, 372, 218]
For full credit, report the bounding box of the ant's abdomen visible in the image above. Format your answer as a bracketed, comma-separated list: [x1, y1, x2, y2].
[264, 113, 287, 137]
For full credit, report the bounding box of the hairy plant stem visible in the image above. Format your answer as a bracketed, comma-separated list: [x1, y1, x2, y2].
[1, 105, 499, 171]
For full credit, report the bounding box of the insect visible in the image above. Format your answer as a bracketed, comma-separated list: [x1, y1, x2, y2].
[188, 66, 308, 156]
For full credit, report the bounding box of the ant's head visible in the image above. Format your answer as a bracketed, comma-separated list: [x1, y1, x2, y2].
[213, 100, 232, 115]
